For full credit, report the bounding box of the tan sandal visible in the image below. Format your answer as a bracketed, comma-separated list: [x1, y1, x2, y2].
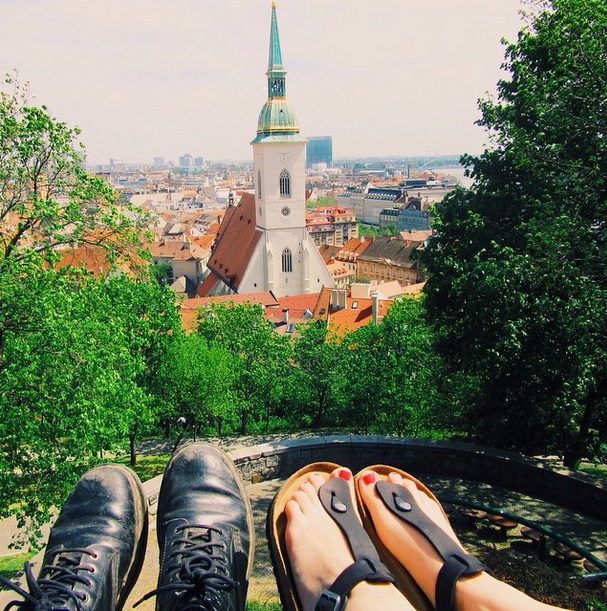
[267, 462, 395, 611]
[355, 465, 486, 611]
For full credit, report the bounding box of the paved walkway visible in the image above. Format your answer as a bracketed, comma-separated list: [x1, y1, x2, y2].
[1, 437, 605, 609]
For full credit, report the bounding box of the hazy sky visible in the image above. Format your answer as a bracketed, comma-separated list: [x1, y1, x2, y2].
[1, 1, 525, 165]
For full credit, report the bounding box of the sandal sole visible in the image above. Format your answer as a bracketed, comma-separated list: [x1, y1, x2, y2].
[266, 462, 341, 611]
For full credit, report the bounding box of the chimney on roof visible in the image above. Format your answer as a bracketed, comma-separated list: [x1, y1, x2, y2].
[331, 289, 339, 311]
[372, 292, 379, 324]
[282, 308, 289, 325]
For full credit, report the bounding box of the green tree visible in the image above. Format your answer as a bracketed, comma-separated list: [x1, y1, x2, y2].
[382, 222, 399, 237]
[153, 332, 238, 442]
[342, 297, 438, 436]
[0, 271, 173, 548]
[196, 301, 291, 433]
[97, 274, 182, 464]
[359, 225, 380, 237]
[0, 73, 145, 272]
[340, 322, 390, 433]
[0, 73, 149, 380]
[375, 297, 439, 436]
[422, 0, 607, 467]
[290, 320, 346, 428]
[0, 75, 172, 547]
[306, 195, 336, 209]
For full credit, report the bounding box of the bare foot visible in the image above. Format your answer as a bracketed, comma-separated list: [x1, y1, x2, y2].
[357, 470, 462, 604]
[357, 470, 567, 611]
[284, 467, 414, 611]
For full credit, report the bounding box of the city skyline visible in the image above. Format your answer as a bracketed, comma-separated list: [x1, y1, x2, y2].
[1, 0, 525, 165]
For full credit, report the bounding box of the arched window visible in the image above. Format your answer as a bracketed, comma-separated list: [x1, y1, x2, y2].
[279, 169, 291, 198]
[257, 170, 262, 199]
[282, 247, 293, 273]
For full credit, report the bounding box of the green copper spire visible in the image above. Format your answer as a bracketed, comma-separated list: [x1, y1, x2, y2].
[267, 2, 284, 76]
[266, 2, 286, 99]
[252, 2, 305, 143]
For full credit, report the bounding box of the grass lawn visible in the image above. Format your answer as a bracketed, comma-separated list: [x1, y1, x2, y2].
[0, 552, 35, 584]
[579, 462, 607, 480]
[116, 453, 171, 482]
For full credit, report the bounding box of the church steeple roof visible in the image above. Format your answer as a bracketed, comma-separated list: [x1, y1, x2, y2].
[267, 2, 284, 76]
[252, 2, 306, 144]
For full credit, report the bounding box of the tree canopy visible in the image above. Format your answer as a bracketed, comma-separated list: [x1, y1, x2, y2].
[0, 73, 145, 271]
[0, 75, 178, 547]
[422, 0, 607, 467]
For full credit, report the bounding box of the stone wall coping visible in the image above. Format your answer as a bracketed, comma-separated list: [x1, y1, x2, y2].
[144, 436, 606, 492]
[139, 435, 606, 522]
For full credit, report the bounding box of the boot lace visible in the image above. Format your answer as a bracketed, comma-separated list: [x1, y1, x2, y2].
[134, 524, 237, 611]
[0, 548, 96, 611]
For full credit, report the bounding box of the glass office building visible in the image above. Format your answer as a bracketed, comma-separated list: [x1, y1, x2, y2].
[306, 136, 333, 168]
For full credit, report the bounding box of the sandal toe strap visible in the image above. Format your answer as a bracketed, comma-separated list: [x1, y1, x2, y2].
[376, 480, 487, 611]
[315, 478, 395, 611]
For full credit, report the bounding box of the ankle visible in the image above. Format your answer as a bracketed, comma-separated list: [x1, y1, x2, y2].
[348, 581, 415, 611]
[454, 572, 558, 611]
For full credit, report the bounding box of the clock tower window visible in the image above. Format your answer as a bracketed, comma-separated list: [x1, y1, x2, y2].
[279, 169, 291, 198]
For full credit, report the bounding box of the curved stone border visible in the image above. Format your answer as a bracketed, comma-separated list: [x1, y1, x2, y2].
[227, 435, 607, 522]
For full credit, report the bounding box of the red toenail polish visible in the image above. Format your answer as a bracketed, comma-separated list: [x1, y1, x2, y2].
[362, 472, 377, 485]
[338, 469, 351, 481]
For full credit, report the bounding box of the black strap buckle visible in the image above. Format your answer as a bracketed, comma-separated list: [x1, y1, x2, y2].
[316, 589, 343, 611]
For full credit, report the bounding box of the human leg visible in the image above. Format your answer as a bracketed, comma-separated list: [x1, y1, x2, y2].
[357, 468, 568, 611]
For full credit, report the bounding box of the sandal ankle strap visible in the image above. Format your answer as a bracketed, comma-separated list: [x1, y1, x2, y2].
[436, 552, 485, 611]
[316, 557, 393, 611]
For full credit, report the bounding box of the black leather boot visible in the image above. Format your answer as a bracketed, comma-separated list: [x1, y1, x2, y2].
[138, 443, 254, 611]
[0, 464, 147, 611]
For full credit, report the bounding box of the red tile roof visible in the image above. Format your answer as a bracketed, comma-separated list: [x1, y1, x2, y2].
[267, 293, 319, 324]
[54, 244, 142, 277]
[200, 193, 262, 294]
[179, 292, 279, 330]
[311, 286, 390, 338]
[341, 236, 373, 256]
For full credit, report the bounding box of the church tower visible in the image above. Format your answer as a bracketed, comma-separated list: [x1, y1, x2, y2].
[198, 3, 333, 299]
[248, 2, 333, 297]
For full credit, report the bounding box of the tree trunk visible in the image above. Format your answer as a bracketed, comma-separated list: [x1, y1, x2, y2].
[562, 400, 594, 470]
[239, 409, 249, 435]
[129, 433, 137, 466]
[172, 432, 183, 455]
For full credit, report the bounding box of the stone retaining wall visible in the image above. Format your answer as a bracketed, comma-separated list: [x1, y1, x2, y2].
[228, 435, 607, 522]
